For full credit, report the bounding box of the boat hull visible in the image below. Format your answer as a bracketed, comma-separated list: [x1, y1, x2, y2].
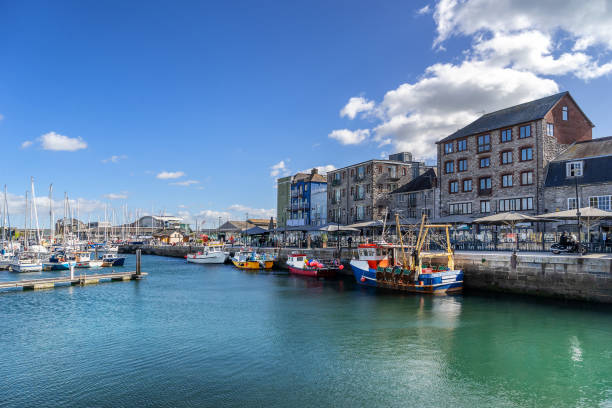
[350, 260, 377, 287]
[11, 263, 43, 273]
[102, 258, 125, 267]
[186, 252, 227, 264]
[231, 259, 274, 270]
[288, 265, 336, 278]
[43, 261, 74, 271]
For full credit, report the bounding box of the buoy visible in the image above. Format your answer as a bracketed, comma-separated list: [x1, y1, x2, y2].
[339, 265, 344, 270]
[360, 276, 366, 282]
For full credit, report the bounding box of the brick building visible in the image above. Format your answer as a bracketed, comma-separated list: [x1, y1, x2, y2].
[436, 92, 593, 220]
[389, 168, 438, 222]
[326, 152, 430, 224]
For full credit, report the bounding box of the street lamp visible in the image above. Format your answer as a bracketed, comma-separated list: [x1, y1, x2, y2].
[574, 174, 582, 243]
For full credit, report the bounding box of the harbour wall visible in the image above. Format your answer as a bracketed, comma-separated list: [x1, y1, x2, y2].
[119, 245, 612, 303]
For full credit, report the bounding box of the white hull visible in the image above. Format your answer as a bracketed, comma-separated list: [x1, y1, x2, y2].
[11, 263, 43, 272]
[76, 260, 103, 268]
[186, 252, 227, 264]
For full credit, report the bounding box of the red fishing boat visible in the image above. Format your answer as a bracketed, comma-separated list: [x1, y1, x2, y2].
[286, 253, 342, 278]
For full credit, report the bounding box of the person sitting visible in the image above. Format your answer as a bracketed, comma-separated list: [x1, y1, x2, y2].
[559, 232, 568, 246]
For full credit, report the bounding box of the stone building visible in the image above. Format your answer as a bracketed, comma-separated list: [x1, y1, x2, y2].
[544, 137, 612, 212]
[389, 168, 438, 223]
[326, 152, 430, 224]
[436, 92, 593, 220]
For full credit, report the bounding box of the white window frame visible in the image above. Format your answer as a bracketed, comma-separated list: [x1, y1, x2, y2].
[547, 123, 554, 136]
[566, 161, 583, 177]
[589, 195, 611, 211]
[567, 197, 581, 210]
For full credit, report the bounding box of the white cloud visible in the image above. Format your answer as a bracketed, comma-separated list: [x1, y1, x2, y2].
[102, 154, 128, 164]
[299, 164, 336, 175]
[270, 160, 291, 178]
[417, 4, 431, 15]
[328, 129, 370, 145]
[103, 193, 128, 200]
[21, 140, 33, 149]
[170, 180, 199, 186]
[340, 96, 375, 119]
[156, 171, 185, 179]
[39, 131, 87, 151]
[227, 204, 275, 219]
[333, 0, 612, 159]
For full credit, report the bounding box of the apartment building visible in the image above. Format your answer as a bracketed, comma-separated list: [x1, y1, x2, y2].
[389, 168, 438, 222]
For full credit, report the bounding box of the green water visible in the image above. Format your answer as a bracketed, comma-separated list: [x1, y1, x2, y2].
[0, 255, 610, 407]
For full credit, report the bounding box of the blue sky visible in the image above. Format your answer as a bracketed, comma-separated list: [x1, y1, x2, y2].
[1, 0, 611, 228]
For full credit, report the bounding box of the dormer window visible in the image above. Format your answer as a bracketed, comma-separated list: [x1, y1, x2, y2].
[562, 106, 568, 121]
[566, 161, 583, 177]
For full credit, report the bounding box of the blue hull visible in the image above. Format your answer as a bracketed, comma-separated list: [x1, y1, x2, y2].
[351, 263, 377, 287]
[43, 262, 71, 270]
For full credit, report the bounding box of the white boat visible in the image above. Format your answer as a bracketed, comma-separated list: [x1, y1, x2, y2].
[186, 244, 227, 264]
[74, 251, 103, 268]
[10, 255, 43, 273]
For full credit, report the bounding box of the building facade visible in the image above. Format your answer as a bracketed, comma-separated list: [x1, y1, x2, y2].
[287, 168, 327, 227]
[389, 168, 438, 222]
[436, 92, 593, 220]
[326, 152, 430, 224]
[276, 176, 291, 228]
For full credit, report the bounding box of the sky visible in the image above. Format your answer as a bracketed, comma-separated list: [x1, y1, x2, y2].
[1, 0, 612, 229]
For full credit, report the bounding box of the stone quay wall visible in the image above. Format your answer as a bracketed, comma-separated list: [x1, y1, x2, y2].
[119, 245, 612, 303]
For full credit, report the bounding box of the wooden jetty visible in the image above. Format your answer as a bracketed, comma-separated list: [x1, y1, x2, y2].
[0, 250, 147, 292]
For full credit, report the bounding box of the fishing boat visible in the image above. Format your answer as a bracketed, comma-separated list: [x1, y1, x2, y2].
[286, 253, 341, 278]
[10, 254, 43, 273]
[351, 214, 463, 294]
[0, 250, 15, 270]
[74, 251, 103, 268]
[186, 243, 227, 264]
[101, 253, 126, 267]
[42, 253, 76, 270]
[231, 250, 274, 270]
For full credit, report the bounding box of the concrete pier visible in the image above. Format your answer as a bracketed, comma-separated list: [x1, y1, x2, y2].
[120, 244, 612, 303]
[0, 271, 147, 292]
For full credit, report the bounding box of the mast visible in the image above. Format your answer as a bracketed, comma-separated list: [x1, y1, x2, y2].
[63, 192, 67, 245]
[395, 213, 408, 270]
[49, 184, 54, 244]
[1, 185, 5, 246]
[77, 198, 80, 242]
[24, 190, 28, 250]
[5, 186, 12, 251]
[31, 177, 42, 245]
[104, 203, 108, 242]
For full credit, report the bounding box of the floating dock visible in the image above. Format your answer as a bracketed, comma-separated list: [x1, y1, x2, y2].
[0, 271, 147, 291]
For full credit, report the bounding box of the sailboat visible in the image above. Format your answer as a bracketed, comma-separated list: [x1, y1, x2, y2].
[10, 187, 43, 272]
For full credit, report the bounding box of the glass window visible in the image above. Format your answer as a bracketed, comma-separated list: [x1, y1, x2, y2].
[480, 177, 491, 190]
[566, 161, 583, 177]
[562, 106, 568, 121]
[457, 139, 467, 152]
[480, 200, 490, 213]
[547, 123, 554, 136]
[568, 197, 580, 210]
[521, 171, 534, 185]
[501, 151, 513, 164]
[449, 181, 459, 193]
[519, 125, 531, 138]
[502, 174, 513, 187]
[520, 147, 533, 161]
[445, 161, 454, 173]
[458, 159, 467, 172]
[501, 129, 512, 142]
[449, 202, 472, 215]
[477, 134, 491, 152]
[463, 179, 472, 192]
[445, 142, 454, 154]
[480, 157, 490, 168]
[590, 196, 611, 211]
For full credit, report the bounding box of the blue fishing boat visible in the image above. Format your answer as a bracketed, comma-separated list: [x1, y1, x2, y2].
[43, 253, 76, 271]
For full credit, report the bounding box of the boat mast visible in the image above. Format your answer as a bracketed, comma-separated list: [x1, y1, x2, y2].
[104, 203, 108, 242]
[24, 190, 28, 251]
[49, 184, 54, 244]
[63, 192, 67, 246]
[1, 185, 5, 246]
[5, 185, 12, 251]
[30, 177, 42, 246]
[76, 198, 80, 242]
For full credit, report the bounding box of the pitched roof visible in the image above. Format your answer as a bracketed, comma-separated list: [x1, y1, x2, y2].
[438, 92, 572, 144]
[390, 168, 436, 194]
[552, 136, 612, 162]
[545, 154, 612, 188]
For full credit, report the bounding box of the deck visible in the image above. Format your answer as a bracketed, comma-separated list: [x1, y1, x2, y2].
[0, 271, 147, 291]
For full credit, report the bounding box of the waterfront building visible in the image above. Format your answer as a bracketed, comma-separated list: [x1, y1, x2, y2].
[389, 168, 438, 223]
[153, 230, 188, 244]
[132, 215, 184, 230]
[276, 175, 292, 228]
[436, 91, 594, 220]
[287, 168, 327, 227]
[326, 152, 430, 224]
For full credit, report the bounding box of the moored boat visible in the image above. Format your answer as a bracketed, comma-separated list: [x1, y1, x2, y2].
[10, 254, 43, 273]
[231, 250, 274, 270]
[75, 251, 103, 268]
[186, 243, 227, 264]
[286, 253, 341, 278]
[101, 253, 125, 267]
[42, 253, 76, 271]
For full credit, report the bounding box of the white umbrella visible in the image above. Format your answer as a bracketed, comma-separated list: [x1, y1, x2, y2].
[537, 206, 612, 242]
[319, 224, 359, 232]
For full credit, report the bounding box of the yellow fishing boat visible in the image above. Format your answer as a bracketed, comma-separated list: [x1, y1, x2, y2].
[231, 250, 274, 270]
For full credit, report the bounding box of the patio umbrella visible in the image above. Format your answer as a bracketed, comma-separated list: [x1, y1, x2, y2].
[473, 212, 544, 251]
[319, 224, 359, 251]
[537, 206, 612, 242]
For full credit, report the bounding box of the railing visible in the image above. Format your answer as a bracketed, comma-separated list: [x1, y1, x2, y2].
[331, 179, 342, 186]
[478, 188, 492, 196]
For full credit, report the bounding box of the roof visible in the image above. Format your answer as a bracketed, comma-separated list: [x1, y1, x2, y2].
[552, 136, 612, 162]
[390, 168, 436, 194]
[545, 154, 612, 187]
[293, 171, 327, 183]
[438, 92, 575, 144]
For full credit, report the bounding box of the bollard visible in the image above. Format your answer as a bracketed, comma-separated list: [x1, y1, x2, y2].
[70, 264, 74, 280]
[136, 249, 142, 275]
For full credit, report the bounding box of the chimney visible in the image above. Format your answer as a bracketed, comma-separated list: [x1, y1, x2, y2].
[311, 168, 318, 175]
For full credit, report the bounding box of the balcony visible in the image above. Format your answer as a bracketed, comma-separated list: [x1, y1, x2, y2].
[331, 178, 342, 186]
[354, 194, 366, 201]
[353, 173, 366, 182]
[478, 188, 492, 197]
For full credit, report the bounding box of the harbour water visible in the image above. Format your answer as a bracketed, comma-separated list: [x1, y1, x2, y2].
[1, 255, 611, 407]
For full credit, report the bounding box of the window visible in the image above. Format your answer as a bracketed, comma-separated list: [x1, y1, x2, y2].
[458, 158, 468, 172]
[501, 150, 513, 164]
[547, 123, 554, 136]
[566, 161, 583, 177]
[463, 179, 473, 192]
[480, 200, 491, 213]
[449, 181, 459, 193]
[350, 169, 354, 177]
[402, 167, 406, 176]
[519, 125, 531, 139]
[520, 147, 533, 161]
[478, 134, 491, 152]
[356, 206, 365, 220]
[562, 106, 568, 121]
[480, 157, 490, 168]
[568, 197, 581, 210]
[449, 202, 472, 215]
[589, 196, 611, 211]
[366, 184, 371, 193]
[521, 171, 534, 185]
[499, 197, 533, 212]
[445, 142, 454, 154]
[502, 174, 513, 187]
[445, 161, 454, 174]
[479, 177, 491, 190]
[501, 129, 512, 142]
[350, 186, 354, 196]
[457, 139, 467, 152]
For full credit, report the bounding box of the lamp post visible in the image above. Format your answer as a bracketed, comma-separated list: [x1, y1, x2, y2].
[574, 174, 582, 243]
